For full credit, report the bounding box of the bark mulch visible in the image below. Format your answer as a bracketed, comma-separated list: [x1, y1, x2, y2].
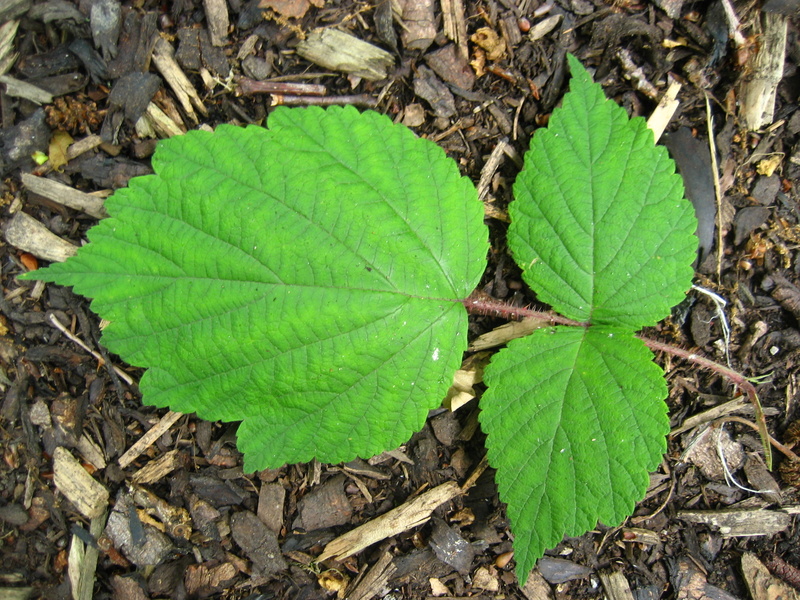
[1, 0, 799, 598]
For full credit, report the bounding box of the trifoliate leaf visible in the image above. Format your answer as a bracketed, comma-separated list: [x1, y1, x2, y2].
[481, 56, 699, 584]
[480, 327, 668, 581]
[510, 55, 697, 329]
[24, 106, 487, 470]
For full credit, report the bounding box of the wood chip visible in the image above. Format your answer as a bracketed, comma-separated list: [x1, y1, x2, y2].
[203, 0, 229, 46]
[22, 173, 108, 219]
[68, 512, 106, 600]
[296, 29, 394, 81]
[151, 36, 207, 123]
[53, 446, 109, 519]
[0, 20, 20, 76]
[346, 550, 396, 600]
[118, 411, 184, 469]
[477, 139, 512, 200]
[184, 562, 237, 597]
[599, 570, 635, 600]
[441, 0, 469, 59]
[742, 553, 800, 600]
[131, 449, 185, 485]
[678, 507, 795, 536]
[521, 568, 555, 600]
[318, 481, 461, 562]
[0, 74, 53, 104]
[739, 13, 787, 130]
[135, 102, 185, 138]
[4, 211, 78, 263]
[647, 79, 681, 142]
[77, 434, 107, 470]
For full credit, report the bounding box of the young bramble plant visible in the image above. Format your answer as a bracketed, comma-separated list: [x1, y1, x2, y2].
[24, 56, 697, 583]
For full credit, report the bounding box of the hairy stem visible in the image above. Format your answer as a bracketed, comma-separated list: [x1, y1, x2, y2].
[461, 292, 589, 327]
[464, 293, 773, 468]
[640, 335, 772, 469]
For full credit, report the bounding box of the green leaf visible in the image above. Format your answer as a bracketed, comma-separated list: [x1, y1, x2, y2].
[24, 106, 487, 470]
[480, 327, 668, 580]
[509, 55, 697, 329]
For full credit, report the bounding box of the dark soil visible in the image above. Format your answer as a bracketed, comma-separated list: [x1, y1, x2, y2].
[1, 0, 800, 599]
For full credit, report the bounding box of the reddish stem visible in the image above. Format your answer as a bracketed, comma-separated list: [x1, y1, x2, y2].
[461, 292, 589, 327]
[463, 293, 773, 467]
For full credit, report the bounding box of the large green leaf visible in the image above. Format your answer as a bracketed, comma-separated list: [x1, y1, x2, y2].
[25, 106, 487, 470]
[480, 327, 668, 578]
[509, 55, 697, 329]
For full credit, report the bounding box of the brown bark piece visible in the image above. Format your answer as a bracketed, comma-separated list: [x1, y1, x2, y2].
[413, 65, 456, 119]
[257, 482, 285, 536]
[90, 0, 122, 60]
[108, 11, 157, 78]
[293, 474, 352, 531]
[428, 517, 474, 574]
[425, 44, 475, 90]
[682, 426, 744, 481]
[110, 575, 149, 600]
[374, 0, 398, 52]
[398, 0, 437, 51]
[260, 0, 323, 19]
[770, 274, 800, 321]
[670, 557, 739, 600]
[230, 510, 287, 578]
[537, 557, 593, 584]
[185, 562, 237, 598]
[176, 28, 230, 77]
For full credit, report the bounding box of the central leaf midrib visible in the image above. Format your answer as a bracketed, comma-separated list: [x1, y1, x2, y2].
[90, 270, 465, 303]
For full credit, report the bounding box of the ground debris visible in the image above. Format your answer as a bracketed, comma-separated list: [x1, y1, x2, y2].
[231, 510, 288, 578]
[293, 474, 353, 531]
[429, 516, 474, 573]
